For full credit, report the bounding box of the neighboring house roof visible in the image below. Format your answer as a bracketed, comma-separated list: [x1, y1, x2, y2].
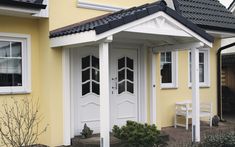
[0, 0, 47, 9]
[50, 0, 213, 43]
[173, 0, 235, 33]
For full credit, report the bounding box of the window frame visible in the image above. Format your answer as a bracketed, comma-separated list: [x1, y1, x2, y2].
[160, 51, 178, 89]
[188, 48, 210, 88]
[0, 33, 31, 94]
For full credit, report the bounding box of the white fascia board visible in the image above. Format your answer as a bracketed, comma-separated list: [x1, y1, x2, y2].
[152, 42, 204, 53]
[0, 5, 40, 14]
[206, 30, 235, 39]
[50, 11, 212, 48]
[50, 30, 97, 48]
[77, 0, 125, 12]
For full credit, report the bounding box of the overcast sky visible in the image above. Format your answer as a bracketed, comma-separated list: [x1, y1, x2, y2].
[219, 0, 233, 8]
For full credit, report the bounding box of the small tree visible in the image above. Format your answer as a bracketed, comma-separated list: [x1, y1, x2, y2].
[0, 97, 48, 147]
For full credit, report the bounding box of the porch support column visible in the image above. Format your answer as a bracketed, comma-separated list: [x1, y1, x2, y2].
[99, 36, 112, 147]
[151, 52, 157, 124]
[191, 47, 200, 142]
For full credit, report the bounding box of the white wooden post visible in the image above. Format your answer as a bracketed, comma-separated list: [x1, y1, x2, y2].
[62, 48, 71, 145]
[99, 36, 112, 147]
[191, 47, 200, 142]
[151, 52, 157, 124]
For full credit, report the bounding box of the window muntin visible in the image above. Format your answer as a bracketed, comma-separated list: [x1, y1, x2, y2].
[118, 57, 134, 94]
[81, 55, 100, 96]
[0, 41, 22, 87]
[189, 49, 210, 87]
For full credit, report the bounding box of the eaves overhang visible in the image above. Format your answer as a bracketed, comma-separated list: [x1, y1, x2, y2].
[0, 0, 47, 10]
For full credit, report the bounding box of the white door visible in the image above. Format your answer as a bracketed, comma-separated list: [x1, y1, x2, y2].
[74, 48, 138, 134]
[76, 48, 100, 134]
[110, 48, 138, 128]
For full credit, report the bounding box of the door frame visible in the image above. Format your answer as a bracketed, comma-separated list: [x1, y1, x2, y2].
[62, 44, 148, 145]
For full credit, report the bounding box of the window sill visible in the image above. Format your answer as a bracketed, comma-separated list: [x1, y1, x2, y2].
[0, 89, 31, 95]
[188, 83, 210, 88]
[160, 84, 178, 89]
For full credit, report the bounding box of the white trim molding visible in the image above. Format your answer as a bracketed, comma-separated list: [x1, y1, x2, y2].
[77, 0, 125, 12]
[0, 32, 31, 94]
[188, 48, 210, 88]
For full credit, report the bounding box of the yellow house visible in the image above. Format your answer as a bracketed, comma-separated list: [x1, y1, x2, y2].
[0, 0, 235, 146]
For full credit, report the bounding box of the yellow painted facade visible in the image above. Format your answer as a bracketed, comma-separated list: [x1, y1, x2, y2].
[0, 0, 222, 146]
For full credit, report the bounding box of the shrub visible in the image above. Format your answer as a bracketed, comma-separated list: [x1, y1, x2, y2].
[202, 131, 235, 147]
[80, 123, 93, 138]
[112, 120, 166, 147]
[0, 97, 48, 147]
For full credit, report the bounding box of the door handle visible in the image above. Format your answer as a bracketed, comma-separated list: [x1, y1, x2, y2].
[112, 77, 117, 90]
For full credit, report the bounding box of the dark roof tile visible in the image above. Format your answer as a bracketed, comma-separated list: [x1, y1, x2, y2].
[173, 0, 235, 33]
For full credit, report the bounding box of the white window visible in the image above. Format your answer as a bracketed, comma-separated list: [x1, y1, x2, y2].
[189, 48, 210, 87]
[160, 51, 178, 88]
[0, 33, 31, 94]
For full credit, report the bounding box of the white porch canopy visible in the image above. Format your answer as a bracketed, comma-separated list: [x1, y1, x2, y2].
[50, 7, 213, 147]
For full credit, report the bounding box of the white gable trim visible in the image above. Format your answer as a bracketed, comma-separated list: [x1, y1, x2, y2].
[125, 16, 191, 37]
[50, 11, 212, 48]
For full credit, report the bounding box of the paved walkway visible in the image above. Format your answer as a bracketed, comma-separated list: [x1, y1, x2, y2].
[162, 121, 235, 147]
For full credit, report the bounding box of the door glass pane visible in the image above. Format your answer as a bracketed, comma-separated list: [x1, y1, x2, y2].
[82, 82, 90, 95]
[82, 69, 90, 82]
[92, 69, 99, 82]
[127, 81, 134, 93]
[92, 56, 99, 69]
[126, 57, 133, 70]
[11, 42, 22, 57]
[118, 81, 125, 94]
[127, 69, 133, 82]
[118, 57, 125, 69]
[92, 82, 99, 95]
[118, 69, 125, 82]
[82, 56, 90, 69]
[0, 41, 10, 57]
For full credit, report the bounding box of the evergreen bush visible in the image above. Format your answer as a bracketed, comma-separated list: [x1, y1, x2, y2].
[112, 120, 166, 147]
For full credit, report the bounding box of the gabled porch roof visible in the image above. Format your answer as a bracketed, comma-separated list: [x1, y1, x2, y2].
[50, 0, 214, 48]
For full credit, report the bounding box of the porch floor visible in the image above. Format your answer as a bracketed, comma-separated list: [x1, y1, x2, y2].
[162, 121, 235, 147]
